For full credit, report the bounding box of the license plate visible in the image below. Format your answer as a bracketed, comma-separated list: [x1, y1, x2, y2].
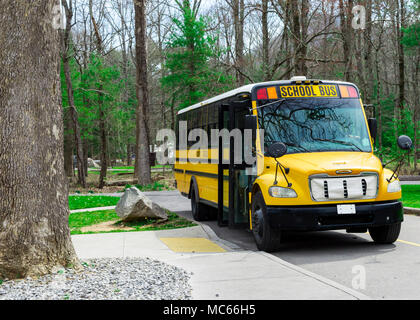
[337, 204, 356, 214]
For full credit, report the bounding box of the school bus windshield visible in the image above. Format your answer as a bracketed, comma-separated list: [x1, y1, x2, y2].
[257, 98, 372, 154]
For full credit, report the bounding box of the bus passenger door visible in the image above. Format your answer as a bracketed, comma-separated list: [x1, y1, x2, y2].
[218, 100, 252, 228]
[217, 104, 229, 226]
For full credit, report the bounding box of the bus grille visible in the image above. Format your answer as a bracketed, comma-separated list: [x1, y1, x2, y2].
[310, 175, 378, 201]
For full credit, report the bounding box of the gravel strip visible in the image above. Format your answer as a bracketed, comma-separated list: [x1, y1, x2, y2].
[0, 257, 192, 300]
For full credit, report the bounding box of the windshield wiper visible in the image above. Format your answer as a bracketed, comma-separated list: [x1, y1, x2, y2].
[315, 138, 363, 152]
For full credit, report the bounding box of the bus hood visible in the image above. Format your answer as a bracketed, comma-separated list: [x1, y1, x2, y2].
[267, 152, 382, 177]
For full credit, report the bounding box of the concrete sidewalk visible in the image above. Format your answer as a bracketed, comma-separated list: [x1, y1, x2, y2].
[72, 225, 369, 300]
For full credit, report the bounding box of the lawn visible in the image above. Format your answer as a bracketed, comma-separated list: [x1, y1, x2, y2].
[401, 185, 420, 208]
[123, 181, 170, 192]
[89, 170, 133, 175]
[68, 196, 120, 210]
[69, 209, 195, 235]
[111, 165, 171, 170]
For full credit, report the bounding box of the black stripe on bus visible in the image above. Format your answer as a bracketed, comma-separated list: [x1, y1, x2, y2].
[185, 170, 218, 179]
[176, 158, 218, 163]
[173, 169, 184, 174]
[184, 170, 229, 180]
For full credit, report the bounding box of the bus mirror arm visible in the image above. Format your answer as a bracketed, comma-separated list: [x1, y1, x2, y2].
[268, 142, 291, 187]
[273, 159, 292, 187]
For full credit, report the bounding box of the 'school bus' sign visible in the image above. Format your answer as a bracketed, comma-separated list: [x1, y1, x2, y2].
[279, 85, 338, 98]
[256, 84, 359, 100]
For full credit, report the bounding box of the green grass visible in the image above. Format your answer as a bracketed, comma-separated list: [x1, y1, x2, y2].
[69, 210, 118, 232]
[123, 181, 169, 192]
[401, 185, 420, 208]
[111, 165, 171, 170]
[68, 196, 120, 210]
[90, 170, 133, 175]
[69, 209, 195, 235]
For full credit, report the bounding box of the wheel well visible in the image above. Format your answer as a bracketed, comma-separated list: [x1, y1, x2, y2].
[251, 183, 262, 198]
[188, 176, 198, 200]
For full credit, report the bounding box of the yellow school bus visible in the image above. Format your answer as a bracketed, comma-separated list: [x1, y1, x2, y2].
[174, 76, 412, 252]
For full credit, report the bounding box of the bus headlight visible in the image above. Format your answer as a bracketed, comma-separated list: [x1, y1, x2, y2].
[387, 180, 401, 193]
[269, 186, 297, 198]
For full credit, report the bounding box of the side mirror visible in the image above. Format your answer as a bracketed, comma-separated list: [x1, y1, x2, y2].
[397, 135, 413, 150]
[368, 118, 377, 142]
[268, 142, 287, 159]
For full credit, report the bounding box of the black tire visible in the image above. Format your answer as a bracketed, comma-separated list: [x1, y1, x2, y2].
[369, 222, 401, 244]
[190, 185, 208, 221]
[251, 191, 282, 252]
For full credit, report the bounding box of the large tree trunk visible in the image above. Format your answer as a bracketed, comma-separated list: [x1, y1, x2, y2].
[0, 0, 81, 279]
[134, 0, 152, 185]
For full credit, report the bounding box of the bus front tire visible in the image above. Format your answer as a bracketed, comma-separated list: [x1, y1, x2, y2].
[369, 222, 401, 244]
[251, 191, 282, 252]
[191, 186, 208, 221]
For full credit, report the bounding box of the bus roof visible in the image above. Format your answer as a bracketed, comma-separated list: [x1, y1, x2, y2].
[177, 79, 357, 115]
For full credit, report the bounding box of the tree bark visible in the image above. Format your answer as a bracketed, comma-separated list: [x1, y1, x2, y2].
[134, 0, 152, 185]
[0, 0, 81, 279]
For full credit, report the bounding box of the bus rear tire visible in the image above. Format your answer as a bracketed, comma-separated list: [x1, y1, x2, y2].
[369, 222, 401, 244]
[191, 186, 208, 221]
[251, 191, 282, 252]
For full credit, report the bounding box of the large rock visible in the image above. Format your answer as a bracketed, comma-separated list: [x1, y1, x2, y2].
[115, 187, 168, 221]
[87, 158, 101, 168]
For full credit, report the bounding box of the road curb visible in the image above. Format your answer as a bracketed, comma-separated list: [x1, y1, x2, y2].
[404, 207, 420, 216]
[259, 252, 371, 300]
[198, 223, 242, 251]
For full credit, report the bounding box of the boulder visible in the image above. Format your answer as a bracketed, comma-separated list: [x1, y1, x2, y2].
[115, 187, 168, 221]
[87, 158, 101, 168]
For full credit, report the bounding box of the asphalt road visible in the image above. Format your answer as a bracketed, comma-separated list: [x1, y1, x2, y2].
[147, 190, 420, 300]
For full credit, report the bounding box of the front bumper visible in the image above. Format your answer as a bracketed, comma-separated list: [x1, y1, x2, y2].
[266, 201, 403, 231]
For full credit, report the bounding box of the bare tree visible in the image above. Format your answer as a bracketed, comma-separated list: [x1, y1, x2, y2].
[61, 0, 87, 188]
[89, 0, 109, 189]
[134, 0, 152, 184]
